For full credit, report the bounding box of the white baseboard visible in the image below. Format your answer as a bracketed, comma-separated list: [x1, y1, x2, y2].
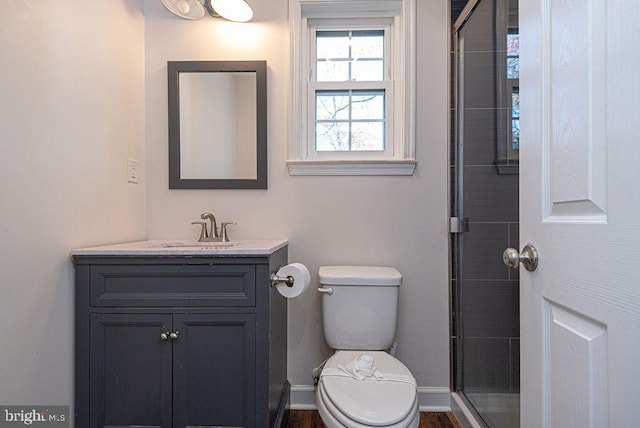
[290, 385, 317, 410]
[450, 392, 484, 428]
[417, 387, 451, 412]
[290, 385, 452, 412]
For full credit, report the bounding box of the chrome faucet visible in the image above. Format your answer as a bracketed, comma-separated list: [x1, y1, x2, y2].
[191, 212, 236, 242]
[200, 212, 219, 239]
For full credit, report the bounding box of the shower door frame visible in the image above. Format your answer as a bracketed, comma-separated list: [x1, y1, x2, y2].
[451, 0, 482, 419]
[451, 0, 520, 426]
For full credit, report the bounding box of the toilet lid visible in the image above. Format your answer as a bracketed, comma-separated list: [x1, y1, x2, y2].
[320, 351, 417, 426]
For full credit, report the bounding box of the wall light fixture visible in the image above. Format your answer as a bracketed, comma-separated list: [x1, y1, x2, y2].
[161, 0, 254, 23]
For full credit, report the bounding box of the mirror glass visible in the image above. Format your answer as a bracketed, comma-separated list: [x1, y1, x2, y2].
[168, 61, 267, 189]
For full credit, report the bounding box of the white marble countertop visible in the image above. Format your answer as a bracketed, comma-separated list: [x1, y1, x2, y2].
[71, 239, 288, 257]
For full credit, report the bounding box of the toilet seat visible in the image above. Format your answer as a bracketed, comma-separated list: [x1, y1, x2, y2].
[317, 381, 419, 428]
[317, 351, 419, 428]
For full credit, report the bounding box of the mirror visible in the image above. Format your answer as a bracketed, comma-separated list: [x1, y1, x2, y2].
[168, 60, 267, 189]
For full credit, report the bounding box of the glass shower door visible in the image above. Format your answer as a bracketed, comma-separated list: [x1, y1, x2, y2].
[452, 0, 520, 427]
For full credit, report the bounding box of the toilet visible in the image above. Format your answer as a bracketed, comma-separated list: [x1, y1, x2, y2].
[316, 266, 419, 428]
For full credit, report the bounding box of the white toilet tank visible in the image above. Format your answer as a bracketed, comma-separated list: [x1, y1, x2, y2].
[319, 266, 402, 351]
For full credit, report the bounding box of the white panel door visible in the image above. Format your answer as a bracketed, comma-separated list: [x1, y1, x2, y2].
[519, 0, 640, 426]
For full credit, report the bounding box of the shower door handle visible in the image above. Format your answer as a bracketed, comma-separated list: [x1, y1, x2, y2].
[503, 244, 539, 272]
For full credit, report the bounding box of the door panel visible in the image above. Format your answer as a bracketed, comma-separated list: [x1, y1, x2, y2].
[520, 0, 640, 426]
[172, 313, 256, 428]
[545, 302, 608, 428]
[544, 0, 607, 220]
[90, 313, 173, 428]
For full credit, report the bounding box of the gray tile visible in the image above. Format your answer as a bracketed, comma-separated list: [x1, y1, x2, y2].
[462, 52, 497, 109]
[508, 223, 520, 248]
[461, 280, 519, 338]
[462, 223, 511, 280]
[463, 166, 519, 222]
[462, 108, 509, 166]
[510, 338, 520, 393]
[463, 338, 511, 392]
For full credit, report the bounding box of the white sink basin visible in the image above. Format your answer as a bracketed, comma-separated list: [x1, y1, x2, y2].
[160, 241, 239, 248]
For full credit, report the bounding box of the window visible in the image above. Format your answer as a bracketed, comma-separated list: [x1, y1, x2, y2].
[311, 26, 391, 157]
[507, 32, 520, 151]
[495, 18, 519, 175]
[288, 0, 416, 175]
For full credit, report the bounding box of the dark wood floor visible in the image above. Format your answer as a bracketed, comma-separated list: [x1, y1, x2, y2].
[286, 410, 462, 428]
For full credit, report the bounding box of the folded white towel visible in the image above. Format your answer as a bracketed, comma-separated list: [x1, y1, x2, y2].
[320, 354, 417, 386]
[340, 354, 380, 380]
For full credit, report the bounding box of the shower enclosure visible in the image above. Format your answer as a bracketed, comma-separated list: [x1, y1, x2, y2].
[451, 0, 520, 427]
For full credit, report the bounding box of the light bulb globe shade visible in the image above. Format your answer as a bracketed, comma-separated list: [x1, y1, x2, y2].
[210, 0, 253, 22]
[161, 0, 205, 19]
[177, 0, 191, 14]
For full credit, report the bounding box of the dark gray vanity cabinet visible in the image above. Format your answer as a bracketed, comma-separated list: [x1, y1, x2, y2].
[73, 247, 289, 428]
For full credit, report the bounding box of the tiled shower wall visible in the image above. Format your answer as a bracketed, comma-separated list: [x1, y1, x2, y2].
[451, 0, 520, 394]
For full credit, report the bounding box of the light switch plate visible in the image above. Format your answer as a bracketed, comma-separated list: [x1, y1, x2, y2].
[127, 158, 139, 184]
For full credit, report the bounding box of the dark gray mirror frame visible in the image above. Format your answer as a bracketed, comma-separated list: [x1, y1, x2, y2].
[168, 60, 267, 189]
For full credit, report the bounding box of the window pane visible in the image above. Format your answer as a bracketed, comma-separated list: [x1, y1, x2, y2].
[352, 60, 384, 81]
[511, 119, 520, 150]
[507, 57, 519, 79]
[507, 33, 519, 79]
[511, 87, 520, 150]
[315, 89, 386, 152]
[316, 122, 350, 151]
[316, 31, 350, 59]
[351, 31, 384, 59]
[317, 61, 350, 82]
[507, 34, 519, 56]
[316, 92, 350, 120]
[351, 122, 385, 151]
[351, 91, 384, 120]
[316, 29, 385, 82]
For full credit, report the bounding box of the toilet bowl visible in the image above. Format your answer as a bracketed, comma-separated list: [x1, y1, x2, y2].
[316, 266, 419, 428]
[316, 351, 419, 428]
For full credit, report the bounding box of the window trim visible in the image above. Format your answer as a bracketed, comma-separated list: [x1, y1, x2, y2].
[288, 0, 416, 176]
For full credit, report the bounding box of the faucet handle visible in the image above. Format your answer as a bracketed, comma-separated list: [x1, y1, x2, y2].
[220, 222, 237, 242]
[190, 221, 208, 242]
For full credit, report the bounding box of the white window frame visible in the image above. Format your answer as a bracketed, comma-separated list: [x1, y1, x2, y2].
[309, 21, 393, 160]
[288, 0, 416, 176]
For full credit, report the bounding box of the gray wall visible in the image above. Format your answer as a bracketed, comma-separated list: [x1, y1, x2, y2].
[0, 0, 146, 417]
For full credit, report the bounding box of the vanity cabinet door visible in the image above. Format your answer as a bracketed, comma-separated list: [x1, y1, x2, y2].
[90, 313, 173, 428]
[172, 313, 257, 428]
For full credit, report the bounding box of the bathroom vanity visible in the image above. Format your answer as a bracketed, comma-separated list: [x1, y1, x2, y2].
[72, 240, 289, 428]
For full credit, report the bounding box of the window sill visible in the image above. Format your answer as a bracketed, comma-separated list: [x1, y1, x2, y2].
[495, 159, 519, 175]
[286, 159, 416, 176]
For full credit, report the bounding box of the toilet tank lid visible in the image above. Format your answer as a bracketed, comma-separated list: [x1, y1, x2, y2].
[319, 266, 402, 286]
